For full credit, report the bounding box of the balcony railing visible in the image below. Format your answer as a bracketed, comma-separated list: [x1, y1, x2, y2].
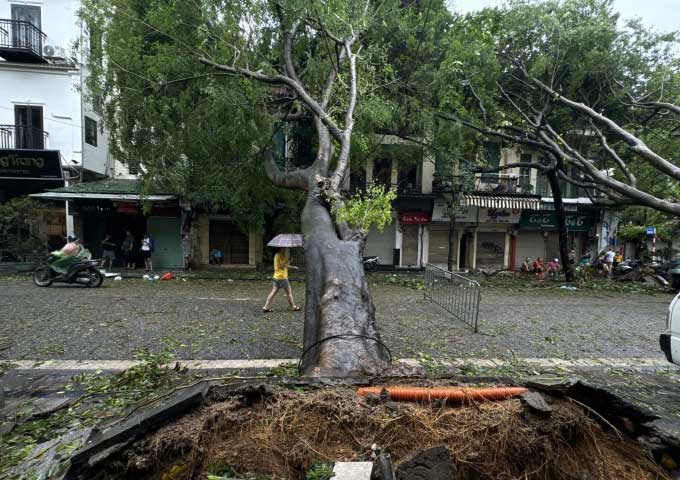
[0, 19, 46, 63]
[348, 179, 423, 195]
[474, 173, 520, 193]
[0, 125, 48, 149]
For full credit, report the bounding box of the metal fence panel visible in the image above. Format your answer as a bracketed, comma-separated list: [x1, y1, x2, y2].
[423, 263, 481, 333]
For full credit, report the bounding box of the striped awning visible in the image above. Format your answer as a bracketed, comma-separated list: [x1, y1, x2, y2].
[461, 194, 541, 210]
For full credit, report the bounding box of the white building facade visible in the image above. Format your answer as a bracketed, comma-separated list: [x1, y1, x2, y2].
[0, 0, 119, 239]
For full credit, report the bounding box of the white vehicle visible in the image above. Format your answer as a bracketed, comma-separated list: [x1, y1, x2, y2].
[660, 293, 680, 365]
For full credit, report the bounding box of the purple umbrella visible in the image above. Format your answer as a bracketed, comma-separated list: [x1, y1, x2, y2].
[267, 234, 304, 248]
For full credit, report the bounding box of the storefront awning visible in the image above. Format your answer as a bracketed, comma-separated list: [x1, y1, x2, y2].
[461, 194, 541, 210]
[30, 192, 176, 202]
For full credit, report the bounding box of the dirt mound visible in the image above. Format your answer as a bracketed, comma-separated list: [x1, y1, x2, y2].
[104, 386, 669, 480]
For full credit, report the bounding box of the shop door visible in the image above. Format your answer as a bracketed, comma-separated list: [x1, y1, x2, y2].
[476, 232, 506, 270]
[428, 225, 455, 266]
[148, 216, 183, 269]
[514, 231, 545, 270]
[364, 223, 395, 265]
[210, 220, 249, 264]
[401, 224, 419, 266]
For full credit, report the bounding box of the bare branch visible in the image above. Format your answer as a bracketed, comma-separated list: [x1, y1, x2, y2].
[199, 57, 344, 141]
[588, 121, 636, 187]
[264, 150, 311, 190]
[473, 162, 550, 174]
[330, 40, 358, 192]
[528, 74, 680, 181]
[435, 112, 563, 158]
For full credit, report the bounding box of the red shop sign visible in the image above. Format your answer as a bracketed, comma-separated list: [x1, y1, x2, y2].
[116, 203, 139, 215]
[400, 211, 431, 224]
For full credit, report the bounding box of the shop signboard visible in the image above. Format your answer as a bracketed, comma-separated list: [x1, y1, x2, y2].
[479, 208, 521, 224]
[432, 202, 477, 222]
[520, 211, 593, 231]
[400, 211, 431, 224]
[0, 149, 62, 180]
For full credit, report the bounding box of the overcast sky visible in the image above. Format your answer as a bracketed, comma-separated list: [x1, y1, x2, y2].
[451, 0, 680, 32]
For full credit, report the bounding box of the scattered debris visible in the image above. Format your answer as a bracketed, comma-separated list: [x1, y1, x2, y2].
[520, 391, 553, 416]
[395, 445, 457, 480]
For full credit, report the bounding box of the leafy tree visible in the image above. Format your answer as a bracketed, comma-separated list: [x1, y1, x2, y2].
[81, 0, 302, 263]
[429, 0, 680, 277]
[81, 0, 428, 375]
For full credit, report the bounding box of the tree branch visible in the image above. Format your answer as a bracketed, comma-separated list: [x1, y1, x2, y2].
[264, 150, 311, 190]
[199, 57, 345, 142]
[330, 40, 358, 192]
[528, 74, 680, 181]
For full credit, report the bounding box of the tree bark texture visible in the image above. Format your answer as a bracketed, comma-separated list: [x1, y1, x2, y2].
[300, 195, 390, 376]
[547, 171, 574, 283]
[447, 202, 456, 272]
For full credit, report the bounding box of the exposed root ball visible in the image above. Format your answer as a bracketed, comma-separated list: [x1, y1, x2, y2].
[121, 388, 667, 480]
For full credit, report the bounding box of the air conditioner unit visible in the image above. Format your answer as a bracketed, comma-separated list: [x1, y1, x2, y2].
[43, 45, 66, 58]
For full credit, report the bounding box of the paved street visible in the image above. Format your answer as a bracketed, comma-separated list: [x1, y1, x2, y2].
[0, 276, 673, 362]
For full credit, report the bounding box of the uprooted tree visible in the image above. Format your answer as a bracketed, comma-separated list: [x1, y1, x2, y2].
[82, 0, 424, 375]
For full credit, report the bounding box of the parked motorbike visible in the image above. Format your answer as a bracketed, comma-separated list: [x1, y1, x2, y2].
[33, 240, 103, 288]
[363, 256, 380, 272]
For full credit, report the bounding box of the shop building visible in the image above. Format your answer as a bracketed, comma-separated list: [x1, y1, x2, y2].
[359, 140, 606, 271]
[1, 0, 112, 259]
[33, 178, 263, 269]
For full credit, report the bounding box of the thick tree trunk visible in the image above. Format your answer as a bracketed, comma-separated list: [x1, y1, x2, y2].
[547, 171, 575, 282]
[300, 195, 390, 376]
[180, 206, 195, 268]
[447, 205, 456, 272]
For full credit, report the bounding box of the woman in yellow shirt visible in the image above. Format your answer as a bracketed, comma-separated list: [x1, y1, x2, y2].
[263, 248, 300, 312]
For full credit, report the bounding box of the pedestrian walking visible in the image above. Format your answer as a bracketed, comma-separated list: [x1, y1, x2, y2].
[100, 234, 116, 270]
[121, 229, 135, 270]
[141, 232, 154, 272]
[262, 247, 300, 312]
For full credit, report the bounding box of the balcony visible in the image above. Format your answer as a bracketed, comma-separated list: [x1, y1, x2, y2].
[0, 19, 46, 63]
[474, 174, 520, 194]
[348, 179, 423, 195]
[0, 125, 48, 149]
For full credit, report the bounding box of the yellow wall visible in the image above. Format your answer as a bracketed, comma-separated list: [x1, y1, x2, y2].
[249, 231, 263, 266]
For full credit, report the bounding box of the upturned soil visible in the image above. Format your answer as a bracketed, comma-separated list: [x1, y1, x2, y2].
[99, 386, 669, 480]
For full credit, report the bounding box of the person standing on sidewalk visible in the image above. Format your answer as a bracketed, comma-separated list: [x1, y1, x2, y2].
[141, 233, 154, 273]
[100, 234, 116, 270]
[181, 233, 191, 270]
[262, 248, 300, 312]
[604, 247, 615, 278]
[121, 229, 135, 270]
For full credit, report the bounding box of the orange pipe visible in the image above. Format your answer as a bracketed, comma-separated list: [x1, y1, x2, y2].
[356, 386, 528, 402]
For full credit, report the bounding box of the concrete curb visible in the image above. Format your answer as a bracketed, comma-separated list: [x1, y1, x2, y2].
[2, 357, 673, 373]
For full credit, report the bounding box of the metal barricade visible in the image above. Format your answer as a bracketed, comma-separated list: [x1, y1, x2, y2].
[423, 263, 481, 333]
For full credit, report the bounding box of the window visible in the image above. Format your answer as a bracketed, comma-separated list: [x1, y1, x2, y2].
[481, 143, 500, 183]
[535, 157, 551, 196]
[372, 158, 392, 188]
[85, 116, 97, 146]
[11, 5, 41, 51]
[519, 153, 532, 193]
[14, 105, 43, 149]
